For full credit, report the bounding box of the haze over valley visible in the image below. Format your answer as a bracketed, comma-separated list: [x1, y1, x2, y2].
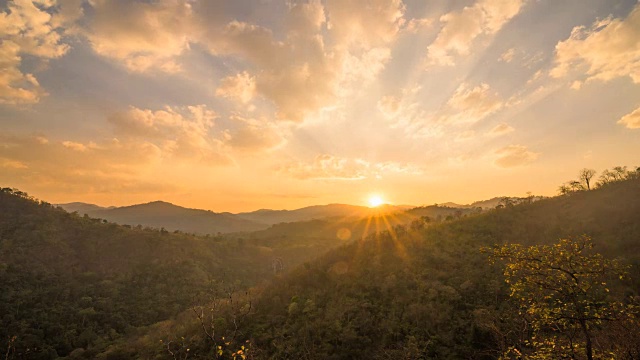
[1, 0, 640, 359]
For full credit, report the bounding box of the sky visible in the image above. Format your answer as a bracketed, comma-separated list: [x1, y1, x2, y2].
[1, 0, 639, 212]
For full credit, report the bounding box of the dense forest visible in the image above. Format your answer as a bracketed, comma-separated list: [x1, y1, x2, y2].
[2, 167, 640, 359]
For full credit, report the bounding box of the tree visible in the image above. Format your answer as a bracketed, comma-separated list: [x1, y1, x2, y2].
[488, 236, 638, 360]
[579, 168, 597, 190]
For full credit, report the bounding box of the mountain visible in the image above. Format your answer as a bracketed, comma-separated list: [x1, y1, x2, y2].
[58, 200, 268, 234]
[237, 203, 413, 225]
[239, 178, 640, 359]
[56, 201, 110, 213]
[0, 188, 352, 358]
[57, 201, 415, 234]
[110, 178, 640, 359]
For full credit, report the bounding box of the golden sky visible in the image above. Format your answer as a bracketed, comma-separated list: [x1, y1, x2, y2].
[1, 0, 639, 212]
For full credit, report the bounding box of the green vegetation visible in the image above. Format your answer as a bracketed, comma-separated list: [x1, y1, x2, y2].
[489, 237, 639, 359]
[1, 170, 639, 359]
[97, 175, 640, 359]
[0, 188, 355, 358]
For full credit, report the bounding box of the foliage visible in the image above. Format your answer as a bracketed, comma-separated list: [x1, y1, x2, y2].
[559, 165, 639, 195]
[489, 236, 639, 359]
[2, 174, 640, 359]
[0, 188, 348, 359]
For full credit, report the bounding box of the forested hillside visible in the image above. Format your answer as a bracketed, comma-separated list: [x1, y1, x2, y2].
[0, 189, 352, 358]
[2, 177, 639, 359]
[109, 178, 640, 359]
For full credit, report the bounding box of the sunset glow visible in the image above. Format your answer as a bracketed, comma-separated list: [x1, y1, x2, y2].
[0, 0, 638, 212]
[368, 195, 385, 208]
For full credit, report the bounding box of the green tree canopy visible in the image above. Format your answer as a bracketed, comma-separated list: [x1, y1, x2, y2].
[488, 236, 639, 360]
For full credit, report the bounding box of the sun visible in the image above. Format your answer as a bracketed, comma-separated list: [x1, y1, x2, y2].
[368, 195, 384, 208]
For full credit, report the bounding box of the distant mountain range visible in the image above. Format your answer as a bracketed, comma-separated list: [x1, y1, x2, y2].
[56, 196, 536, 235]
[438, 196, 545, 209]
[56, 201, 413, 235]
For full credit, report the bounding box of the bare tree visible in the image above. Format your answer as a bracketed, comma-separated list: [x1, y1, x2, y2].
[579, 168, 597, 190]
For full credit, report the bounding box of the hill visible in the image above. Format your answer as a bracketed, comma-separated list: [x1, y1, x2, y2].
[237, 203, 413, 225]
[0, 189, 353, 358]
[111, 178, 640, 359]
[58, 200, 268, 234]
[56, 202, 112, 213]
[57, 202, 415, 235]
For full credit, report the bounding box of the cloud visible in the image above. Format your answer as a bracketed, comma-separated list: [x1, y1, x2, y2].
[376, 86, 442, 138]
[487, 123, 515, 136]
[494, 144, 539, 168]
[216, 71, 257, 104]
[617, 106, 640, 129]
[62, 140, 89, 151]
[378, 95, 402, 118]
[191, 3, 338, 122]
[499, 48, 516, 62]
[0, 0, 71, 104]
[551, 4, 640, 83]
[325, 0, 405, 48]
[0, 158, 28, 169]
[278, 154, 422, 181]
[0, 134, 170, 194]
[338, 47, 392, 90]
[108, 105, 231, 165]
[455, 130, 476, 142]
[443, 83, 503, 124]
[75, 1, 401, 123]
[402, 18, 432, 34]
[427, 0, 525, 66]
[222, 115, 287, 151]
[85, 0, 193, 73]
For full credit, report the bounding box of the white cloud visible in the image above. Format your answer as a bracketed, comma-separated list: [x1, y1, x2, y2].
[617, 106, 640, 129]
[427, 0, 525, 66]
[551, 4, 640, 83]
[494, 144, 539, 168]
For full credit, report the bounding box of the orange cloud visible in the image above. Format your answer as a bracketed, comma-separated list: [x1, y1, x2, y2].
[617, 106, 640, 129]
[444, 83, 503, 124]
[427, 0, 525, 66]
[278, 154, 422, 181]
[0, 134, 168, 195]
[216, 72, 257, 104]
[551, 4, 640, 84]
[494, 144, 539, 168]
[487, 123, 515, 136]
[108, 105, 232, 165]
[0, 0, 71, 104]
[85, 0, 193, 73]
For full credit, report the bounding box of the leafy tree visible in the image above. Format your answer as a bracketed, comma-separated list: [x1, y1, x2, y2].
[489, 236, 638, 360]
[597, 165, 640, 186]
